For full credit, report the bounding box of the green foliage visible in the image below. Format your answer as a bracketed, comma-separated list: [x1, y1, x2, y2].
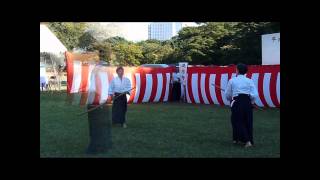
[104, 36, 129, 45]
[47, 22, 87, 51]
[171, 24, 224, 64]
[138, 40, 174, 64]
[91, 42, 114, 64]
[46, 22, 280, 66]
[113, 42, 143, 66]
[170, 22, 279, 65]
[78, 31, 98, 51]
[208, 22, 280, 65]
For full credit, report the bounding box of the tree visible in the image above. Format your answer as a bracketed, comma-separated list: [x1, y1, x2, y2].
[78, 31, 98, 51]
[104, 36, 129, 45]
[172, 23, 233, 65]
[113, 42, 143, 66]
[85, 23, 125, 42]
[48, 22, 280, 66]
[47, 22, 87, 51]
[210, 22, 280, 65]
[90, 42, 114, 64]
[137, 40, 174, 64]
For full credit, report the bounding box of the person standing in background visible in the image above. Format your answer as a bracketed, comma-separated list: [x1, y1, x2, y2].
[108, 66, 132, 128]
[171, 68, 181, 101]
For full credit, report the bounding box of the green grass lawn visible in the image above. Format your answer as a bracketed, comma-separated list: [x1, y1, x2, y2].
[40, 92, 280, 158]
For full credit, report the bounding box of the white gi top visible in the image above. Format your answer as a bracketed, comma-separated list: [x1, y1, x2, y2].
[225, 74, 258, 102]
[108, 76, 132, 95]
[172, 72, 181, 83]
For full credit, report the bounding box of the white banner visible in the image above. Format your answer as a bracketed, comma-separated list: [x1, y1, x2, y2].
[179, 62, 188, 85]
[262, 33, 280, 65]
[179, 62, 188, 102]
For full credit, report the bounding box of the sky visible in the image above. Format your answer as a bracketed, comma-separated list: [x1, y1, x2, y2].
[100, 22, 198, 42]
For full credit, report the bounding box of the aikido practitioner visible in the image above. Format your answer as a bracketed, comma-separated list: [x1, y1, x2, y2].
[225, 63, 258, 148]
[108, 66, 132, 128]
[171, 68, 181, 101]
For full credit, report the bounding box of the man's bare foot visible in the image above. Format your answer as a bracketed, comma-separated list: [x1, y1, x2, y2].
[122, 123, 127, 128]
[244, 142, 252, 148]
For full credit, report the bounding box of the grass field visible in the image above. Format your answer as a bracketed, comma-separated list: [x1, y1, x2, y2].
[40, 92, 280, 158]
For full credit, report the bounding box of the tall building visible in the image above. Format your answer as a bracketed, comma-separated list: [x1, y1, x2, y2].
[148, 22, 183, 41]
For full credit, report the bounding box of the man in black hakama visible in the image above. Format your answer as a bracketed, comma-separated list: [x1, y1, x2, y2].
[225, 63, 258, 148]
[86, 104, 112, 154]
[109, 66, 132, 128]
[112, 92, 128, 126]
[171, 69, 181, 102]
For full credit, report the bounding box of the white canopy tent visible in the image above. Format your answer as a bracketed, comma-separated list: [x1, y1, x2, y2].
[40, 24, 67, 67]
[40, 24, 67, 91]
[40, 24, 67, 55]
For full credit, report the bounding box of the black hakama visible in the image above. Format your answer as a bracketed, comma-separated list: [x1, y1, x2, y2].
[112, 92, 128, 125]
[172, 82, 181, 101]
[231, 94, 254, 144]
[86, 104, 112, 154]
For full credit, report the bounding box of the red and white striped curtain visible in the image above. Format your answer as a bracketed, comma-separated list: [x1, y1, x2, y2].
[131, 67, 174, 104]
[66, 52, 175, 105]
[66, 52, 280, 107]
[185, 65, 280, 107]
